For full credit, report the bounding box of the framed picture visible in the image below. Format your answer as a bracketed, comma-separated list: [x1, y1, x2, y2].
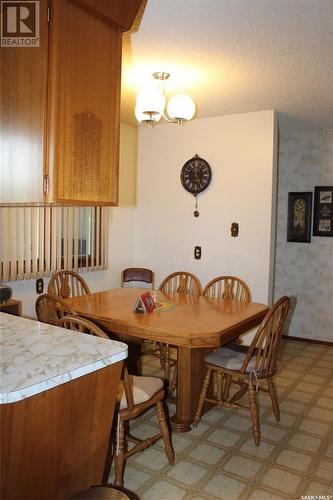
[287, 192, 312, 243]
[313, 186, 333, 237]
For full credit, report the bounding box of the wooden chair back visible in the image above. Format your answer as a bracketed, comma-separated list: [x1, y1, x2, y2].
[159, 271, 202, 295]
[47, 270, 90, 299]
[56, 315, 152, 413]
[55, 315, 109, 339]
[56, 316, 173, 488]
[121, 268, 155, 288]
[241, 296, 290, 377]
[35, 293, 76, 325]
[203, 275, 252, 302]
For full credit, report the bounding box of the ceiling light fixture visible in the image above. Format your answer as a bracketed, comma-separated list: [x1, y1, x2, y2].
[135, 72, 196, 126]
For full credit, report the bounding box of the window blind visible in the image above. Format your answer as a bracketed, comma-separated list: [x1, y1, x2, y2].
[0, 206, 110, 282]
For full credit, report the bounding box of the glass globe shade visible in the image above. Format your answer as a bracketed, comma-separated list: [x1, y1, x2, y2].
[167, 94, 196, 122]
[135, 106, 161, 125]
[136, 88, 166, 116]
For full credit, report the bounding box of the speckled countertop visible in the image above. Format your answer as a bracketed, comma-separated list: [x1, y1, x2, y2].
[0, 312, 128, 404]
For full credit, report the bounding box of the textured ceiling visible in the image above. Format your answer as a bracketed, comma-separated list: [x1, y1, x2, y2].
[120, 0, 333, 131]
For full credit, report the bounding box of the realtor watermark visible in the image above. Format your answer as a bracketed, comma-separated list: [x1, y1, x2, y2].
[301, 496, 332, 500]
[1, 1, 39, 47]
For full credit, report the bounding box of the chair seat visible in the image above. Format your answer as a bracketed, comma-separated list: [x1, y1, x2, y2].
[119, 376, 164, 409]
[204, 343, 256, 372]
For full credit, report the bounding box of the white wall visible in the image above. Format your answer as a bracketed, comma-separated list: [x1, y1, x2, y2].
[133, 110, 278, 304]
[274, 129, 333, 342]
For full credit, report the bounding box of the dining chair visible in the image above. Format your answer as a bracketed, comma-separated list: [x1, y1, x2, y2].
[121, 267, 159, 365]
[203, 275, 252, 398]
[159, 271, 202, 396]
[203, 275, 252, 302]
[35, 293, 76, 325]
[47, 270, 90, 299]
[159, 271, 202, 296]
[56, 315, 175, 489]
[121, 267, 155, 289]
[193, 296, 290, 445]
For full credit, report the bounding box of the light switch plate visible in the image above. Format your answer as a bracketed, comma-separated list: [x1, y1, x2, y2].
[194, 246, 202, 259]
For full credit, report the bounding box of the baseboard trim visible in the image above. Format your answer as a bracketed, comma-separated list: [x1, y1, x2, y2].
[282, 334, 333, 346]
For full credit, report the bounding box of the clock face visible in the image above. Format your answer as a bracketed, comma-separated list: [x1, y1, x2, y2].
[180, 155, 212, 195]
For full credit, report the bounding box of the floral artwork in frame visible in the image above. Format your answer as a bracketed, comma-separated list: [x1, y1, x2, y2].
[313, 186, 333, 237]
[287, 192, 312, 243]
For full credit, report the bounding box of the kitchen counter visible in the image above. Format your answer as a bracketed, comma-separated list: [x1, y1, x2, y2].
[0, 312, 128, 499]
[0, 312, 128, 404]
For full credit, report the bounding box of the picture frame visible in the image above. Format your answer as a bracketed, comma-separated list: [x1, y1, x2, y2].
[287, 192, 312, 243]
[313, 186, 333, 237]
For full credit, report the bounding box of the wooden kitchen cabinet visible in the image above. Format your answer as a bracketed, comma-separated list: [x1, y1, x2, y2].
[1, 313, 128, 499]
[0, 0, 143, 206]
[0, 0, 49, 204]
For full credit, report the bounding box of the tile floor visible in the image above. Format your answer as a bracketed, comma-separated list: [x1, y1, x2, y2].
[107, 340, 333, 499]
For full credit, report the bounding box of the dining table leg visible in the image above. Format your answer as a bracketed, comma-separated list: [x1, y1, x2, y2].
[170, 346, 213, 432]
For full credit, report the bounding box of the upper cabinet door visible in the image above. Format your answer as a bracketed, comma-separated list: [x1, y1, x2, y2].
[0, 0, 48, 205]
[46, 0, 122, 205]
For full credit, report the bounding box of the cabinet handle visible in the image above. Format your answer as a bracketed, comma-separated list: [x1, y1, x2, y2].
[47, 5, 52, 25]
[43, 175, 49, 194]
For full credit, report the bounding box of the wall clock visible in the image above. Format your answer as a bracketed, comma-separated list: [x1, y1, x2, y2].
[180, 154, 212, 216]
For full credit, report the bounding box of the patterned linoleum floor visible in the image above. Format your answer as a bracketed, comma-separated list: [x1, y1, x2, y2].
[107, 340, 333, 500]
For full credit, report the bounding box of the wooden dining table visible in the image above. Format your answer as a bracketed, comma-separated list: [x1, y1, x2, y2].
[65, 288, 269, 432]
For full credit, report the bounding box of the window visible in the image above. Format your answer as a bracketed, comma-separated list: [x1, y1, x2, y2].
[0, 206, 110, 282]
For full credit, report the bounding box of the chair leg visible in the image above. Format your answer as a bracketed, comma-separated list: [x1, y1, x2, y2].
[229, 382, 247, 404]
[159, 343, 166, 371]
[193, 368, 212, 427]
[267, 377, 280, 422]
[169, 364, 178, 399]
[162, 344, 171, 380]
[114, 417, 126, 488]
[223, 374, 232, 400]
[216, 372, 224, 408]
[156, 400, 175, 464]
[248, 382, 260, 445]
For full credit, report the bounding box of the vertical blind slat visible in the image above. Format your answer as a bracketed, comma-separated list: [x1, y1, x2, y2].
[63, 208, 68, 271]
[100, 208, 104, 269]
[17, 208, 24, 279]
[31, 207, 38, 278]
[9, 208, 17, 280]
[55, 207, 61, 271]
[45, 207, 51, 275]
[50, 207, 57, 273]
[85, 207, 90, 272]
[98, 208, 105, 269]
[74, 208, 79, 271]
[96, 207, 100, 269]
[39, 207, 45, 276]
[90, 208, 97, 271]
[67, 207, 73, 270]
[25, 208, 32, 278]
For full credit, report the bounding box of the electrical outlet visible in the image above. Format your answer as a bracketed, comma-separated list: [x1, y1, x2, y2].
[231, 222, 239, 237]
[194, 246, 202, 260]
[36, 278, 44, 294]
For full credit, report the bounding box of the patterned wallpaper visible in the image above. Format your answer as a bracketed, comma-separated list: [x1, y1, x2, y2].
[274, 129, 333, 342]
